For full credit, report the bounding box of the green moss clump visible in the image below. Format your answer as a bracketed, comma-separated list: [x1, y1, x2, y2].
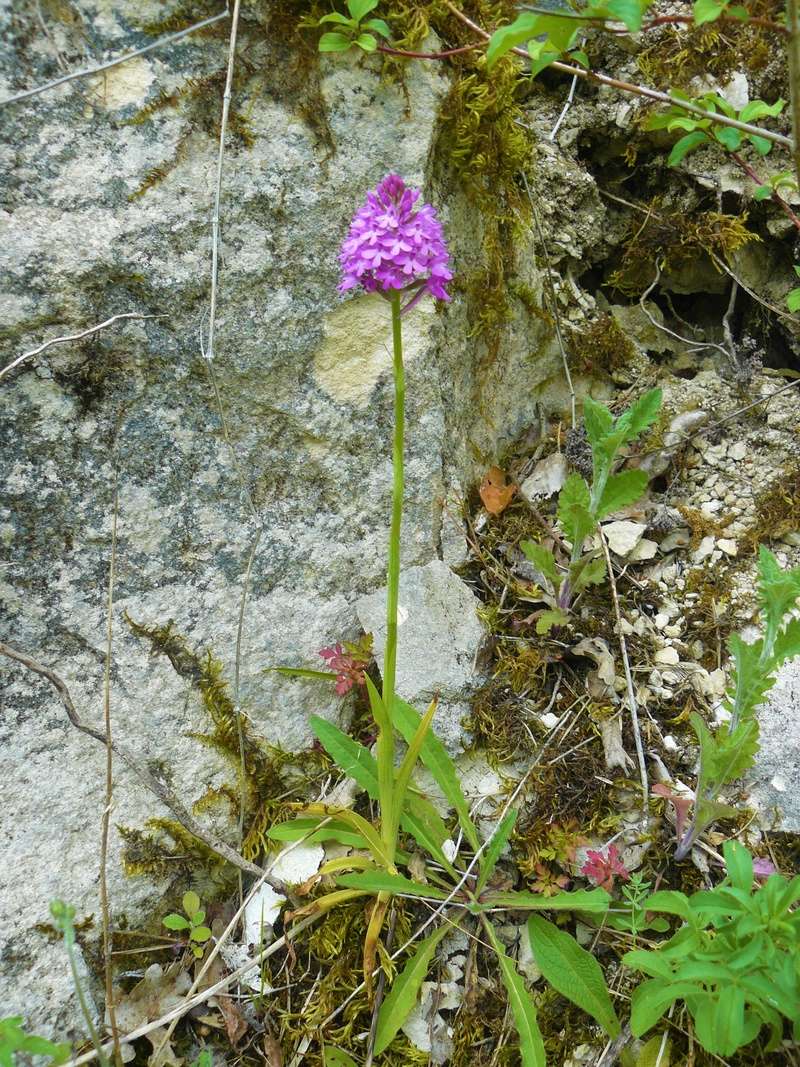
[748, 462, 800, 549]
[568, 313, 639, 379]
[122, 617, 328, 876]
[608, 202, 761, 296]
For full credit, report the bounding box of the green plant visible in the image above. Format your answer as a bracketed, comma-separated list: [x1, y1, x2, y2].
[624, 840, 800, 1056]
[0, 1018, 69, 1067]
[520, 389, 662, 631]
[162, 891, 213, 959]
[49, 901, 109, 1067]
[644, 91, 785, 165]
[605, 873, 670, 941]
[315, 0, 391, 53]
[674, 545, 800, 858]
[787, 264, 800, 311]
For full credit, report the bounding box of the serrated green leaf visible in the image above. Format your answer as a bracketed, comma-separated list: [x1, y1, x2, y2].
[163, 913, 191, 931]
[536, 608, 571, 634]
[520, 540, 560, 583]
[527, 916, 621, 1036]
[487, 928, 546, 1067]
[558, 474, 595, 547]
[583, 395, 614, 448]
[319, 31, 354, 51]
[774, 617, 800, 665]
[347, 0, 378, 19]
[374, 923, 452, 1054]
[355, 32, 378, 50]
[693, 0, 725, 24]
[393, 696, 480, 850]
[310, 715, 379, 796]
[668, 130, 709, 165]
[596, 469, 649, 519]
[336, 871, 448, 898]
[476, 808, 518, 894]
[616, 388, 663, 441]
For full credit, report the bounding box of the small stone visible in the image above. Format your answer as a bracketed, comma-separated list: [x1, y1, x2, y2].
[664, 624, 682, 638]
[628, 537, 658, 561]
[659, 528, 691, 552]
[654, 646, 680, 666]
[718, 538, 738, 556]
[663, 734, 679, 753]
[540, 712, 559, 729]
[692, 536, 715, 563]
[701, 499, 723, 515]
[520, 453, 568, 500]
[603, 520, 646, 556]
[654, 613, 669, 630]
[729, 441, 747, 461]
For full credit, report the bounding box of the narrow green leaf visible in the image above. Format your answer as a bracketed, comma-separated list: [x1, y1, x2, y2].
[318, 31, 353, 51]
[630, 979, 702, 1036]
[310, 715, 379, 796]
[374, 924, 452, 1054]
[487, 928, 546, 1067]
[668, 130, 708, 165]
[723, 839, 753, 891]
[393, 696, 480, 850]
[482, 888, 610, 913]
[347, 0, 378, 19]
[390, 698, 436, 843]
[336, 871, 448, 898]
[267, 816, 368, 849]
[476, 809, 518, 894]
[527, 915, 621, 1037]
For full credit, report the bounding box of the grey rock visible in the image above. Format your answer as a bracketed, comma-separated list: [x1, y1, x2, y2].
[747, 659, 800, 832]
[356, 560, 487, 753]
[0, 0, 570, 1036]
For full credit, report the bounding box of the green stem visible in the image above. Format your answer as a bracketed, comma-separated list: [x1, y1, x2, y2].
[380, 294, 404, 850]
[787, 0, 800, 191]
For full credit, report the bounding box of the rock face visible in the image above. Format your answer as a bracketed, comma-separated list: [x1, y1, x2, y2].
[356, 559, 487, 752]
[0, 1, 564, 1036]
[748, 660, 800, 834]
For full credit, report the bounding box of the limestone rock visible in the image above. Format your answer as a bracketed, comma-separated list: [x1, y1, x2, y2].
[747, 660, 800, 833]
[356, 560, 487, 753]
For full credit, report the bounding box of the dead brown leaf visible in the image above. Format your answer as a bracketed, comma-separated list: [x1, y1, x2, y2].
[479, 466, 518, 516]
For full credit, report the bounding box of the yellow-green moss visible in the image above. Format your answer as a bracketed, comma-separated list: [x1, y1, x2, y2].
[747, 462, 800, 549]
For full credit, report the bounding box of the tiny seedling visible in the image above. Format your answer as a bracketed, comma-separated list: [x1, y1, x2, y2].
[624, 840, 800, 1056]
[0, 1018, 69, 1067]
[520, 389, 661, 631]
[162, 891, 213, 959]
[674, 545, 800, 858]
[316, 0, 390, 53]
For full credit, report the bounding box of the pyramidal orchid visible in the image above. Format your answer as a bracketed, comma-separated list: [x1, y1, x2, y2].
[338, 175, 451, 865]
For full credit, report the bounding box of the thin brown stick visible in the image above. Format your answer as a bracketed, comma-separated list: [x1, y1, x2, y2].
[787, 0, 800, 189]
[206, 0, 241, 361]
[597, 529, 649, 817]
[441, 0, 792, 149]
[730, 151, 800, 231]
[99, 478, 122, 1067]
[1, 11, 228, 106]
[0, 641, 285, 890]
[378, 40, 482, 58]
[1, 313, 158, 382]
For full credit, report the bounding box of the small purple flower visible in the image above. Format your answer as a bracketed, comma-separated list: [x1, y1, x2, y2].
[338, 174, 452, 308]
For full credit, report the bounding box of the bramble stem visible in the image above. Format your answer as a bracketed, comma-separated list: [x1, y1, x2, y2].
[381, 294, 404, 816]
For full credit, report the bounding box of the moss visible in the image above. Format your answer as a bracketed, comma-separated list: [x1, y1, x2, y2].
[567, 313, 640, 379]
[677, 504, 736, 550]
[608, 202, 761, 296]
[122, 617, 328, 875]
[747, 461, 800, 549]
[637, 0, 784, 91]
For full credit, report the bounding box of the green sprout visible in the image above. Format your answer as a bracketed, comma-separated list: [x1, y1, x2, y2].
[316, 0, 390, 54]
[162, 891, 213, 959]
